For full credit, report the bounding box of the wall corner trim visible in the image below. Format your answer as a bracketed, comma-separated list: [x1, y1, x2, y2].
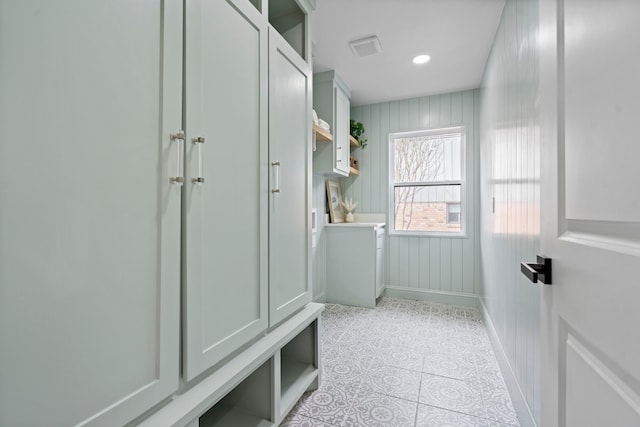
[480, 298, 538, 427]
[313, 292, 326, 304]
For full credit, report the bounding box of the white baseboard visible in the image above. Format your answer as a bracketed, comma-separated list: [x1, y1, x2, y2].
[383, 286, 480, 307]
[480, 298, 537, 427]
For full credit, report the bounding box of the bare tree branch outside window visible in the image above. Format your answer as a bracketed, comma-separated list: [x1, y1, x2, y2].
[391, 131, 463, 233]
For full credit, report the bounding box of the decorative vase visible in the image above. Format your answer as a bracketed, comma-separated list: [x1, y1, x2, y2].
[340, 197, 358, 223]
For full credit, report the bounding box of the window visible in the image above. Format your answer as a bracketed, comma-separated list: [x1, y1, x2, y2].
[389, 127, 465, 235]
[447, 203, 461, 224]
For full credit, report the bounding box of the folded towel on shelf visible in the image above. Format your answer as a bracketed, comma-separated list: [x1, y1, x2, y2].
[318, 118, 330, 133]
[313, 109, 319, 125]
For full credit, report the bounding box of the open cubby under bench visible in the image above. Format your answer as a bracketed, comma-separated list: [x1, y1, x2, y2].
[139, 303, 324, 427]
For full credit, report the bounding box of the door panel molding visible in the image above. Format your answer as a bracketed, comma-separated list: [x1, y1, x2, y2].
[556, 0, 640, 254]
[561, 220, 640, 257]
[562, 0, 640, 223]
[558, 318, 640, 427]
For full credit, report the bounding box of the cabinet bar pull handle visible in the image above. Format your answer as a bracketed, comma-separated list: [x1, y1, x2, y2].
[272, 161, 280, 193]
[169, 131, 185, 186]
[191, 136, 205, 184]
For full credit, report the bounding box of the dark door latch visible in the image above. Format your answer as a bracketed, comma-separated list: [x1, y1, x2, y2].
[520, 255, 552, 285]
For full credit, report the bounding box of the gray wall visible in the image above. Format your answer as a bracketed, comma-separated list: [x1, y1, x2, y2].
[339, 90, 481, 299]
[478, 0, 540, 423]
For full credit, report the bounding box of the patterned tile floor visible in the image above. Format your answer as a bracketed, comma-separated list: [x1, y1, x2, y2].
[282, 297, 520, 427]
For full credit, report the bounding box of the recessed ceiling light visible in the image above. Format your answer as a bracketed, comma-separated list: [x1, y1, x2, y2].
[413, 54, 431, 64]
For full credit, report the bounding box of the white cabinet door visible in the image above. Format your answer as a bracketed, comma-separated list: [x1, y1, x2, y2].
[312, 71, 351, 177]
[539, 1, 640, 426]
[334, 86, 351, 175]
[0, 1, 182, 425]
[325, 227, 379, 308]
[268, 28, 312, 327]
[183, 0, 268, 381]
[375, 230, 385, 297]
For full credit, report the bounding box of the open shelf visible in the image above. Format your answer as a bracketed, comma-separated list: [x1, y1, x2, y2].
[281, 362, 317, 413]
[349, 167, 360, 176]
[313, 123, 332, 142]
[247, 0, 261, 13]
[199, 358, 273, 427]
[349, 135, 361, 148]
[199, 405, 273, 427]
[279, 321, 318, 418]
[269, 0, 306, 60]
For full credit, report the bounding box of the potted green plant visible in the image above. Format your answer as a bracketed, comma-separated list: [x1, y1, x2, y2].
[350, 120, 367, 149]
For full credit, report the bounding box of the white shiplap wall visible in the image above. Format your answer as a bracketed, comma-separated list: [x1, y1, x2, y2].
[339, 90, 481, 299]
[479, 0, 540, 424]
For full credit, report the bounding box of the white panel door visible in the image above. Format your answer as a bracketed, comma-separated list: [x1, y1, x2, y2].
[268, 29, 312, 327]
[334, 86, 350, 175]
[0, 1, 182, 426]
[183, 0, 268, 381]
[539, 1, 640, 426]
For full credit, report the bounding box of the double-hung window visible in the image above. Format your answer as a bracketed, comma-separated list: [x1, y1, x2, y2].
[389, 126, 465, 235]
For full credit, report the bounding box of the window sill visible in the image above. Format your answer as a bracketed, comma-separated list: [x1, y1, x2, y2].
[387, 230, 468, 239]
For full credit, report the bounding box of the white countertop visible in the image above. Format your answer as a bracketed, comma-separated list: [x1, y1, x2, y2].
[323, 213, 386, 230]
[325, 222, 385, 229]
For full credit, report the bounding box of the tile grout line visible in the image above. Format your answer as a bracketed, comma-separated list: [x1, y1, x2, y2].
[414, 357, 425, 427]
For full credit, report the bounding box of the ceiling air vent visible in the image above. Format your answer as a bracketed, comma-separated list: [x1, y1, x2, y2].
[348, 35, 383, 57]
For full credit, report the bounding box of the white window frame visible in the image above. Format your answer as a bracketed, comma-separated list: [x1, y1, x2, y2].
[388, 126, 467, 237]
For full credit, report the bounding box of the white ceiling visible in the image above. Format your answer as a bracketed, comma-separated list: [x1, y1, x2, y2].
[311, 0, 505, 106]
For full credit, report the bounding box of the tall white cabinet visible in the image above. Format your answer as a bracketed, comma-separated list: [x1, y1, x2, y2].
[183, 0, 269, 382]
[183, 0, 311, 381]
[0, 1, 183, 425]
[0, 0, 317, 426]
[268, 28, 312, 327]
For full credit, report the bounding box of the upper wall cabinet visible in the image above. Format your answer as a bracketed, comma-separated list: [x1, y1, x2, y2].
[313, 71, 352, 176]
[183, 0, 269, 382]
[0, 1, 182, 425]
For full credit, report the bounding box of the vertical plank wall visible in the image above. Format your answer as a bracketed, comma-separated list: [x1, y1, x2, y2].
[339, 90, 481, 301]
[478, 0, 540, 424]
